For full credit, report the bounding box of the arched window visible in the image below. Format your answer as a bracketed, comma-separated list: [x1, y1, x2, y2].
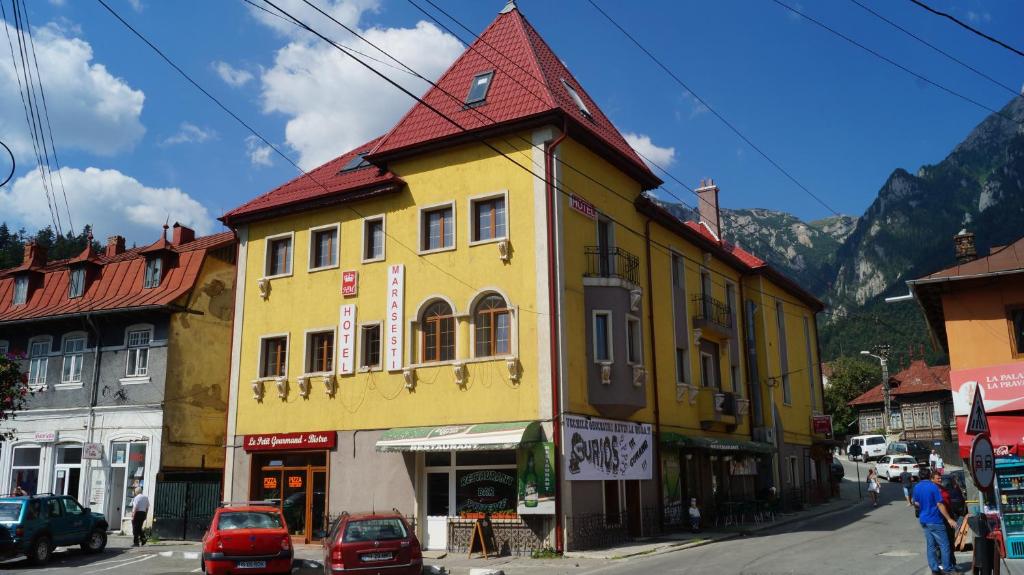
[474, 294, 511, 357]
[421, 301, 455, 362]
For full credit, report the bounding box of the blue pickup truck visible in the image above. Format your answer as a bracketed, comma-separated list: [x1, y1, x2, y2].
[0, 494, 108, 565]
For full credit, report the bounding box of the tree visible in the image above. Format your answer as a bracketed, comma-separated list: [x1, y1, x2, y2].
[0, 354, 31, 440]
[0, 223, 101, 269]
[824, 356, 882, 439]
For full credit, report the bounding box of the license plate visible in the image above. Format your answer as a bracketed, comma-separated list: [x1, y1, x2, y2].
[236, 560, 267, 569]
[362, 552, 393, 562]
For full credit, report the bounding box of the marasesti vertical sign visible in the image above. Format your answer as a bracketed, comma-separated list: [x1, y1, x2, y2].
[386, 264, 405, 372]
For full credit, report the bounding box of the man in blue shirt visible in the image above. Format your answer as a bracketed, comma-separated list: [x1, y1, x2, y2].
[913, 469, 959, 574]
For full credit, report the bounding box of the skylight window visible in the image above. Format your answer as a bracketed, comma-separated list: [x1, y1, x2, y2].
[561, 79, 591, 118]
[340, 152, 370, 173]
[465, 70, 495, 104]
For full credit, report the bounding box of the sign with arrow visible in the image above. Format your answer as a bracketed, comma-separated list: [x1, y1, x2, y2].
[965, 383, 990, 436]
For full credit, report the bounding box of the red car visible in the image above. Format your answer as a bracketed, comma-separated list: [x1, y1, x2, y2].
[322, 512, 422, 575]
[201, 503, 293, 575]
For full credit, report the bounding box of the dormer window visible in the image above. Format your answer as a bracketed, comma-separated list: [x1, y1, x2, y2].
[339, 152, 370, 173]
[68, 267, 86, 299]
[13, 275, 28, 305]
[144, 257, 163, 289]
[466, 70, 494, 105]
[561, 79, 591, 118]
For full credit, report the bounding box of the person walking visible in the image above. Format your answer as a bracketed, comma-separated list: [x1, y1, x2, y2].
[929, 449, 940, 471]
[866, 468, 880, 507]
[688, 498, 701, 533]
[900, 469, 914, 506]
[130, 487, 150, 547]
[935, 453, 945, 476]
[912, 469, 959, 574]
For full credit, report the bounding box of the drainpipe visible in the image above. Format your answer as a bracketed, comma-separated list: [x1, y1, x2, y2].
[84, 313, 102, 508]
[643, 218, 664, 532]
[544, 120, 567, 553]
[737, 275, 754, 437]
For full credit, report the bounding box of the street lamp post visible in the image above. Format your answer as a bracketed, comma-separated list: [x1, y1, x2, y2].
[861, 349, 890, 435]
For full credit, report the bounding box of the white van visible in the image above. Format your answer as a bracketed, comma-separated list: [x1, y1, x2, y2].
[847, 435, 887, 461]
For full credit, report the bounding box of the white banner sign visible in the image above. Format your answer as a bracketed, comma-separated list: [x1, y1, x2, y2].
[82, 442, 104, 460]
[34, 431, 57, 443]
[564, 415, 653, 481]
[338, 304, 356, 375]
[386, 264, 405, 372]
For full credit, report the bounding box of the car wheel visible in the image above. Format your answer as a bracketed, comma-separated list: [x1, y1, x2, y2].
[28, 535, 52, 565]
[200, 557, 205, 573]
[81, 528, 107, 553]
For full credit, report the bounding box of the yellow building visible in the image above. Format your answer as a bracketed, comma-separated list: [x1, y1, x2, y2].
[221, 3, 827, 551]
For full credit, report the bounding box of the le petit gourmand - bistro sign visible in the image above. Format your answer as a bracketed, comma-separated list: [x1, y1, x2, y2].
[243, 431, 337, 452]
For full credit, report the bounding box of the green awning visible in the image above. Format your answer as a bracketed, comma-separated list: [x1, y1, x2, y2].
[661, 432, 774, 454]
[375, 421, 542, 452]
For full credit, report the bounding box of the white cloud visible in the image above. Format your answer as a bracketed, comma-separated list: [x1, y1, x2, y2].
[257, 2, 463, 169]
[248, 0, 381, 39]
[681, 91, 708, 118]
[245, 135, 274, 167]
[623, 132, 676, 169]
[162, 122, 216, 146]
[212, 61, 254, 88]
[128, 0, 143, 12]
[0, 21, 145, 161]
[2, 166, 216, 244]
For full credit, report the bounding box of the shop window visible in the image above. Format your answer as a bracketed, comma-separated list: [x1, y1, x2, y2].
[421, 204, 454, 252]
[425, 452, 451, 467]
[13, 275, 29, 305]
[421, 301, 455, 363]
[471, 195, 506, 243]
[309, 226, 338, 271]
[363, 216, 385, 262]
[266, 235, 293, 277]
[360, 323, 381, 370]
[474, 294, 511, 357]
[603, 480, 621, 525]
[28, 338, 50, 387]
[0, 340, 8, 357]
[260, 336, 288, 378]
[125, 328, 151, 378]
[111, 441, 148, 519]
[592, 311, 612, 363]
[1010, 307, 1024, 356]
[54, 445, 82, 499]
[455, 468, 517, 518]
[626, 315, 642, 365]
[11, 446, 41, 494]
[143, 257, 163, 289]
[61, 335, 86, 384]
[306, 331, 334, 373]
[68, 267, 86, 298]
[457, 451, 516, 466]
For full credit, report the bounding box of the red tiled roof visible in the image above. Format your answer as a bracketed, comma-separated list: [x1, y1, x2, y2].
[683, 221, 767, 269]
[848, 360, 951, 406]
[367, 6, 660, 189]
[220, 136, 403, 225]
[0, 231, 235, 323]
[914, 235, 1024, 282]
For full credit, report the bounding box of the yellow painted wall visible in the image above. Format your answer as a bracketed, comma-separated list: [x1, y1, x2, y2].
[942, 276, 1024, 371]
[163, 252, 235, 469]
[234, 137, 542, 435]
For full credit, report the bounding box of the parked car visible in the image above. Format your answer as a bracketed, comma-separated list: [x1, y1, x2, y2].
[0, 494, 108, 565]
[849, 435, 887, 461]
[830, 460, 845, 481]
[887, 440, 932, 464]
[201, 503, 293, 575]
[322, 512, 422, 575]
[876, 455, 920, 481]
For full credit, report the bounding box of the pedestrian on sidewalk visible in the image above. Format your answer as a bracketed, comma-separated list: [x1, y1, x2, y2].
[688, 498, 701, 533]
[866, 469, 880, 507]
[130, 487, 150, 547]
[929, 449, 940, 471]
[935, 453, 945, 475]
[900, 469, 914, 507]
[912, 468, 959, 574]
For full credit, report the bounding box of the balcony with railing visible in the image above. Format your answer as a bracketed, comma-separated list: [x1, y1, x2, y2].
[692, 294, 733, 338]
[584, 246, 640, 286]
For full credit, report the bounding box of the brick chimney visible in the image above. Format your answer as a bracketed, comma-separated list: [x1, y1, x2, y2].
[22, 241, 46, 268]
[696, 178, 722, 242]
[172, 222, 195, 246]
[954, 228, 976, 264]
[106, 235, 126, 258]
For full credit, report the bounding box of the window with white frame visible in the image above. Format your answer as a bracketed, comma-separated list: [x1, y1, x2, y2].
[125, 329, 151, 377]
[265, 235, 292, 277]
[61, 335, 86, 384]
[309, 226, 338, 271]
[363, 216, 385, 262]
[421, 301, 456, 363]
[28, 339, 49, 387]
[143, 257, 163, 289]
[68, 267, 86, 298]
[11, 446, 41, 494]
[421, 204, 454, 252]
[260, 336, 288, 378]
[471, 195, 506, 243]
[306, 330, 334, 373]
[474, 294, 511, 357]
[625, 316, 642, 365]
[360, 323, 381, 370]
[700, 351, 717, 389]
[593, 311, 612, 362]
[13, 275, 28, 305]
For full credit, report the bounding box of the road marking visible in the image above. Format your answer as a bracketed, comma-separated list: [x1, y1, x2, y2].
[158, 551, 173, 557]
[184, 551, 200, 559]
[191, 568, 202, 573]
[78, 553, 153, 567]
[81, 553, 155, 574]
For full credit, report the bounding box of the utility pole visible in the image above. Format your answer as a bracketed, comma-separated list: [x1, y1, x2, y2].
[861, 345, 891, 434]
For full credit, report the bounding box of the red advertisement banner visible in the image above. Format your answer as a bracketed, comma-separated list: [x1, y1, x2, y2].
[811, 415, 832, 435]
[951, 361, 1024, 416]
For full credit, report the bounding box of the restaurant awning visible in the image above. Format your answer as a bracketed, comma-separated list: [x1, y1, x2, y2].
[661, 432, 774, 454]
[375, 421, 542, 452]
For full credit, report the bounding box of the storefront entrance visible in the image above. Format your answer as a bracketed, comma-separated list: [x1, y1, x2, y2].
[252, 451, 328, 544]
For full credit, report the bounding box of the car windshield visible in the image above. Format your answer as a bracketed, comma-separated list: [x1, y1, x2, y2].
[890, 444, 907, 452]
[343, 518, 408, 542]
[217, 511, 283, 530]
[0, 502, 22, 521]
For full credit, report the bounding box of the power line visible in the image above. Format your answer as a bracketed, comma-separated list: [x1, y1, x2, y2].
[848, 0, 1020, 99]
[907, 0, 1024, 59]
[585, 0, 842, 217]
[771, 0, 1023, 127]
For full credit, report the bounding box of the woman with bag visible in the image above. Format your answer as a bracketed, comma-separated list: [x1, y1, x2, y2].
[866, 468, 880, 507]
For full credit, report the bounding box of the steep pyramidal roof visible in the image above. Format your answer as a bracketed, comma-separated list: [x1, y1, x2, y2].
[367, 5, 660, 189]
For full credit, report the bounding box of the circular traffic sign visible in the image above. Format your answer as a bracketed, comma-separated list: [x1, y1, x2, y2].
[970, 433, 995, 491]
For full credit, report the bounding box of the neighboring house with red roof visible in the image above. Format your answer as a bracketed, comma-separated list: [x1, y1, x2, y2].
[847, 360, 954, 442]
[0, 224, 235, 536]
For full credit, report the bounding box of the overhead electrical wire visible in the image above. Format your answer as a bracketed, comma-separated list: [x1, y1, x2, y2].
[0, 139, 14, 188]
[907, 0, 1024, 60]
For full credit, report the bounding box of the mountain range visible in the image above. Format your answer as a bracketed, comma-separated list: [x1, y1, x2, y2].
[657, 95, 1024, 368]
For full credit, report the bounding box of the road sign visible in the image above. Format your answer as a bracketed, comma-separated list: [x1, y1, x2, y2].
[970, 433, 995, 491]
[965, 383, 990, 435]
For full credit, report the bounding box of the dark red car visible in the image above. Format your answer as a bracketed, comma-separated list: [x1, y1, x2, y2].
[201, 503, 293, 575]
[322, 512, 422, 575]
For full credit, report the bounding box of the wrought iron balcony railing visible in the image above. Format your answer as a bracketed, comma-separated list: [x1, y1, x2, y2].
[584, 246, 640, 285]
[692, 294, 733, 331]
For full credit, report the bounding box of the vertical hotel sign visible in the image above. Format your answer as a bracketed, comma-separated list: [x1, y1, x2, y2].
[338, 304, 356, 375]
[386, 264, 405, 371]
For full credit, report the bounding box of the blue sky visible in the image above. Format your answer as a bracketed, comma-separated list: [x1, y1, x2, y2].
[0, 0, 1021, 244]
